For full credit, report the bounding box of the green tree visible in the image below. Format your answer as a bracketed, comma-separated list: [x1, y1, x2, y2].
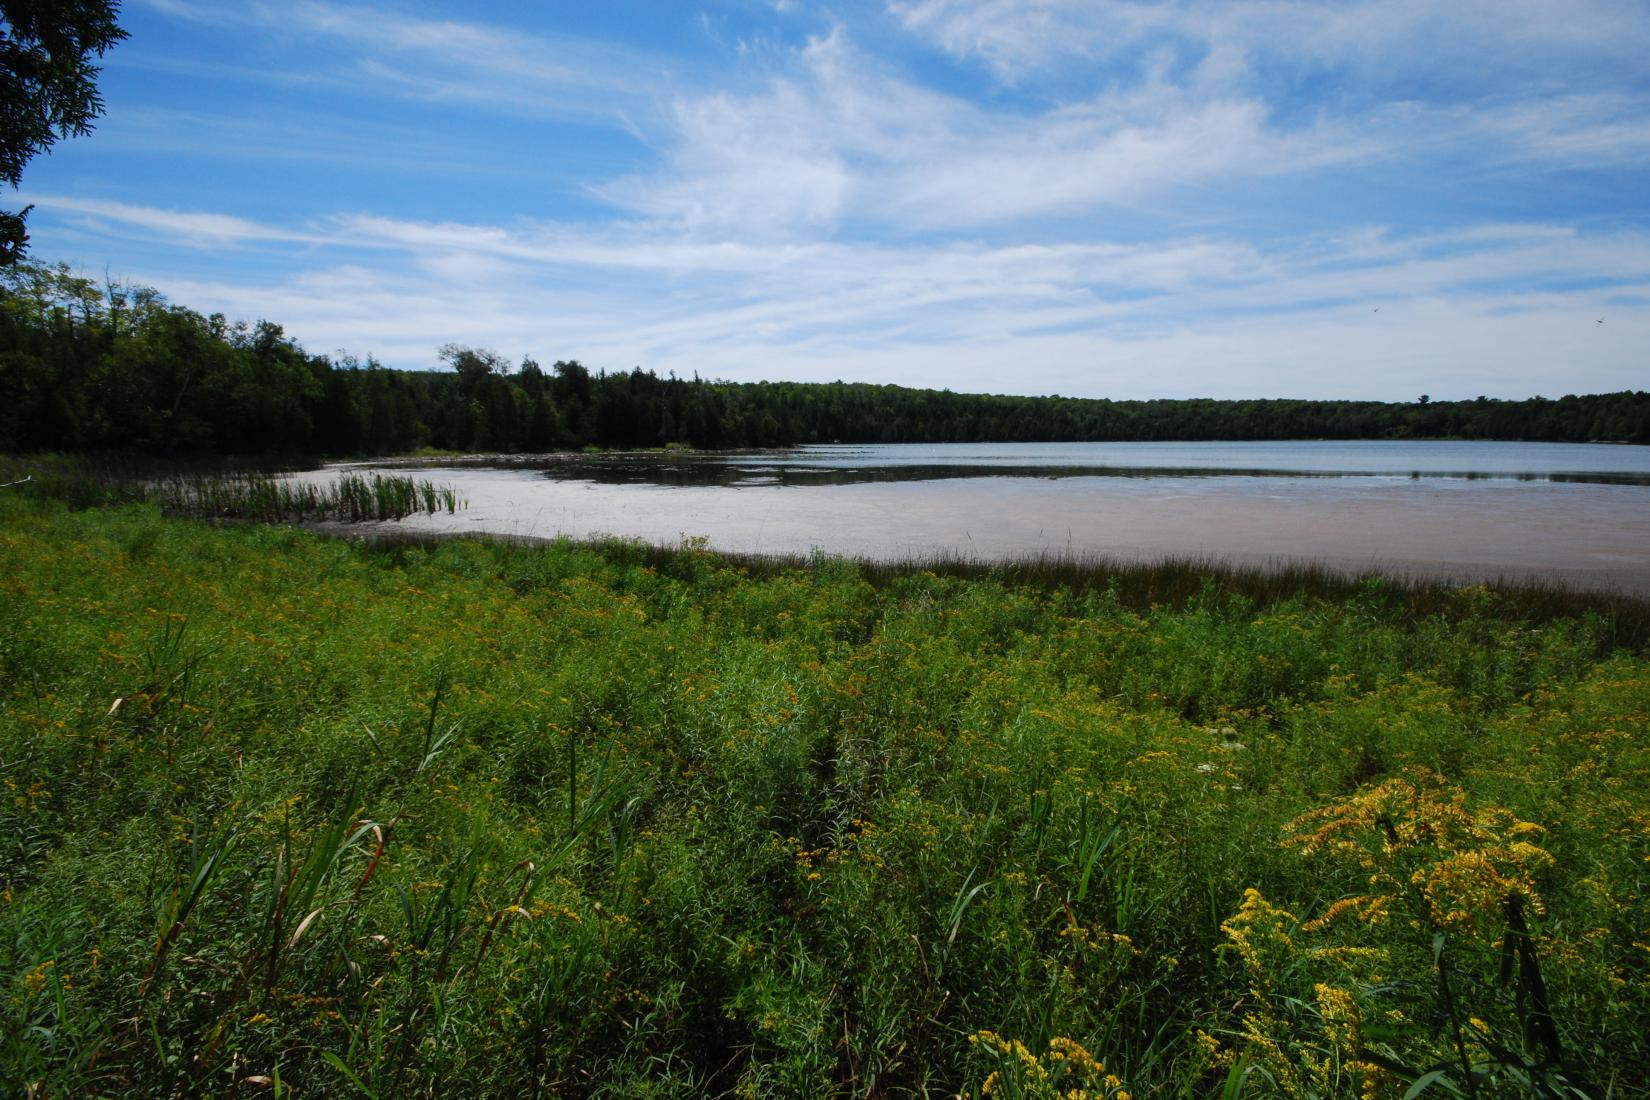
[439, 342, 508, 386]
[0, 1, 127, 262]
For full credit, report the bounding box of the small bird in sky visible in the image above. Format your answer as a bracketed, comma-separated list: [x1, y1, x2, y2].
[1596, 318, 1605, 325]
[1372, 307, 1380, 313]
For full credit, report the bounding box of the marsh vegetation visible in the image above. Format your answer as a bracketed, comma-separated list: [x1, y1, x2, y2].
[2, 488, 1647, 1097]
[0, 455, 459, 522]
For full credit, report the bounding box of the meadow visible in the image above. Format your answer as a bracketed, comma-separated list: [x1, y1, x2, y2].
[1, 488, 1647, 1097]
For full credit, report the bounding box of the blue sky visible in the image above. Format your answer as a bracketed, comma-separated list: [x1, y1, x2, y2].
[15, 0, 1650, 400]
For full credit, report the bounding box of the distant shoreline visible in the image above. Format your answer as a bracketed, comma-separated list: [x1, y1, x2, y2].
[291, 440, 1650, 599]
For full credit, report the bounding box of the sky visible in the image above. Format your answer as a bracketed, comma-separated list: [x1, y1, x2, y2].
[14, 0, 1650, 400]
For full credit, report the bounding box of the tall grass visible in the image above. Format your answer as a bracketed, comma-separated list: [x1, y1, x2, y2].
[2, 491, 1647, 1097]
[0, 455, 459, 522]
[356, 532, 1650, 652]
[148, 472, 460, 522]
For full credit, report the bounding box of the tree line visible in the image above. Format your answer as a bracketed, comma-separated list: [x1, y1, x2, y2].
[3, 261, 1647, 456]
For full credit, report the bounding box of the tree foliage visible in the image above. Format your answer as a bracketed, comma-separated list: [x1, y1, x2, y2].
[1, 261, 1646, 455]
[0, 0, 127, 262]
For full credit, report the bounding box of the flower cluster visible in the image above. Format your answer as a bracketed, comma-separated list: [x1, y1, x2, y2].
[968, 1031, 1131, 1100]
[1282, 766, 1554, 940]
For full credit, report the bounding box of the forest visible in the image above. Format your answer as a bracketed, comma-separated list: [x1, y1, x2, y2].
[3, 260, 1648, 456]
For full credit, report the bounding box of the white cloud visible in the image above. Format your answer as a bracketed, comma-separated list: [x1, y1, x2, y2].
[601, 84, 856, 231]
[20, 195, 317, 247]
[61, 191, 1648, 399]
[1476, 94, 1650, 168]
[51, 1, 1650, 402]
[281, 1, 680, 120]
[134, 0, 235, 24]
[137, 0, 680, 126]
[879, 0, 1650, 188]
[590, 11, 1649, 240]
[129, 2, 1650, 242]
[595, 25, 1382, 234]
[889, 0, 1650, 88]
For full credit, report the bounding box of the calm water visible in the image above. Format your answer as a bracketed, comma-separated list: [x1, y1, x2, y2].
[299, 441, 1650, 592]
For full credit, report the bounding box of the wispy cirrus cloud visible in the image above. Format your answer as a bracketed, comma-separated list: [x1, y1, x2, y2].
[131, 2, 1650, 242]
[30, 1, 1650, 400]
[877, 0, 1650, 207]
[597, 26, 1376, 234]
[138, 0, 682, 124]
[888, 0, 1650, 90]
[53, 189, 1647, 399]
[21, 194, 318, 247]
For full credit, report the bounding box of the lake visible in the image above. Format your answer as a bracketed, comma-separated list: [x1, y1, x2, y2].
[296, 440, 1650, 593]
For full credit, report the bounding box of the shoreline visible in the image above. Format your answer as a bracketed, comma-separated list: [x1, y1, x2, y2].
[315, 520, 1650, 649]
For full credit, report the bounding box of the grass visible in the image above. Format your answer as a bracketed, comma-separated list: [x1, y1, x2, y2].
[360, 531, 1650, 653]
[0, 454, 460, 522]
[1, 490, 1647, 1097]
[146, 471, 460, 523]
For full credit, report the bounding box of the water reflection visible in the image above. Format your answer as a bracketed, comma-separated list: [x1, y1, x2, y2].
[539, 457, 1650, 489]
[307, 442, 1650, 593]
[407, 452, 1650, 489]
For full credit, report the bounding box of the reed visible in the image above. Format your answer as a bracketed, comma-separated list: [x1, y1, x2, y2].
[0, 455, 460, 522]
[147, 472, 460, 523]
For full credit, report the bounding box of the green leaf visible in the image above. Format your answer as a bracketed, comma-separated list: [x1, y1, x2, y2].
[321, 1050, 380, 1100]
[1403, 1069, 1468, 1100]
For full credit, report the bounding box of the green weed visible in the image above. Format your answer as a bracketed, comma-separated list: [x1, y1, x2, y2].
[0, 490, 1646, 1096]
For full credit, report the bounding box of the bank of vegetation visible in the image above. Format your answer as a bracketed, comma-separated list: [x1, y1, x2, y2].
[3, 485, 1647, 1097]
[4, 261, 1648, 457]
[2, 454, 464, 529]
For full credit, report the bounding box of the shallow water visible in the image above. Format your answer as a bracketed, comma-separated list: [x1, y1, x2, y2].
[296, 441, 1650, 593]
